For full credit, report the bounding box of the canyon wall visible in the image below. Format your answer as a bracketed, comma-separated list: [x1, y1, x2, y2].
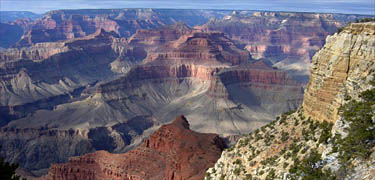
[13, 9, 231, 47]
[205, 22, 375, 180]
[198, 11, 372, 82]
[41, 116, 226, 180]
[302, 22, 375, 122]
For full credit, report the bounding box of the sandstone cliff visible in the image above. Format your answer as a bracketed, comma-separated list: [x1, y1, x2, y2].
[205, 22, 375, 180]
[41, 116, 226, 180]
[303, 22, 375, 123]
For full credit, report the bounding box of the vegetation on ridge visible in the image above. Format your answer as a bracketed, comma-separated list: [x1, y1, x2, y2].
[0, 146, 23, 180]
[336, 77, 375, 170]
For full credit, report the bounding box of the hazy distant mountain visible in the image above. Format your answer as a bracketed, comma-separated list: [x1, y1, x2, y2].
[0, 11, 42, 22]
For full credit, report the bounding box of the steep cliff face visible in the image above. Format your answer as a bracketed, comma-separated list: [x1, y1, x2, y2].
[205, 22, 375, 180]
[40, 116, 226, 180]
[303, 22, 375, 123]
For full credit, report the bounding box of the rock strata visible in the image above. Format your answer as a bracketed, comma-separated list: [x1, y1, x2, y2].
[205, 22, 375, 180]
[41, 116, 226, 180]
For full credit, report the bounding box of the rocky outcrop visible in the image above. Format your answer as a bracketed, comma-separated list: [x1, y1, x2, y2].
[0, 115, 157, 176]
[41, 116, 226, 180]
[98, 64, 218, 93]
[128, 22, 193, 47]
[205, 22, 375, 180]
[302, 22, 375, 122]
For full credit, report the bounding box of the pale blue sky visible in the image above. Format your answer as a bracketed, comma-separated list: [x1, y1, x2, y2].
[1, 0, 374, 15]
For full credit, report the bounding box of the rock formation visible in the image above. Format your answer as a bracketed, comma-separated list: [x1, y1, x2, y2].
[198, 11, 372, 82]
[0, 23, 303, 176]
[302, 22, 375, 123]
[13, 9, 230, 47]
[205, 22, 375, 180]
[0, 115, 158, 177]
[40, 116, 226, 180]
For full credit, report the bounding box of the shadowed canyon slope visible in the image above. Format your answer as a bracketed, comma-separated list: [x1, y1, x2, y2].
[40, 116, 226, 180]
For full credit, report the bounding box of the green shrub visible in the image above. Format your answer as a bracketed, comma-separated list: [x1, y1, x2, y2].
[233, 159, 242, 165]
[281, 131, 290, 142]
[289, 149, 336, 180]
[337, 77, 375, 163]
[234, 167, 242, 176]
[318, 121, 333, 144]
[337, 27, 344, 33]
[265, 168, 276, 180]
[360, 18, 375, 22]
[0, 145, 23, 180]
[245, 174, 253, 180]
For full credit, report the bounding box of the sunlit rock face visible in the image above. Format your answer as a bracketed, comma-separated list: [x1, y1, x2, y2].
[40, 116, 226, 180]
[302, 22, 375, 123]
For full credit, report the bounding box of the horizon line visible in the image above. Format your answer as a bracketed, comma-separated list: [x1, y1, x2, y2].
[1, 7, 374, 16]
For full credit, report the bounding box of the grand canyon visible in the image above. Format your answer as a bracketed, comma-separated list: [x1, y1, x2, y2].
[0, 7, 374, 180]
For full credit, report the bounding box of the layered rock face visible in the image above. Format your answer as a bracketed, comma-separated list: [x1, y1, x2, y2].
[198, 11, 371, 81]
[0, 29, 123, 108]
[205, 22, 375, 180]
[145, 31, 251, 65]
[41, 116, 226, 180]
[128, 22, 193, 48]
[13, 9, 230, 47]
[0, 115, 158, 176]
[302, 22, 375, 122]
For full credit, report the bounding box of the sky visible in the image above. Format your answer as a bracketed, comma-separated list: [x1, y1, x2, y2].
[0, 0, 374, 15]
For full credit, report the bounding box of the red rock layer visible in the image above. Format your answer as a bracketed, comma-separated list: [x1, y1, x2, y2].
[41, 116, 226, 180]
[145, 31, 251, 65]
[97, 64, 219, 93]
[302, 23, 375, 122]
[198, 12, 344, 63]
[219, 62, 297, 86]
